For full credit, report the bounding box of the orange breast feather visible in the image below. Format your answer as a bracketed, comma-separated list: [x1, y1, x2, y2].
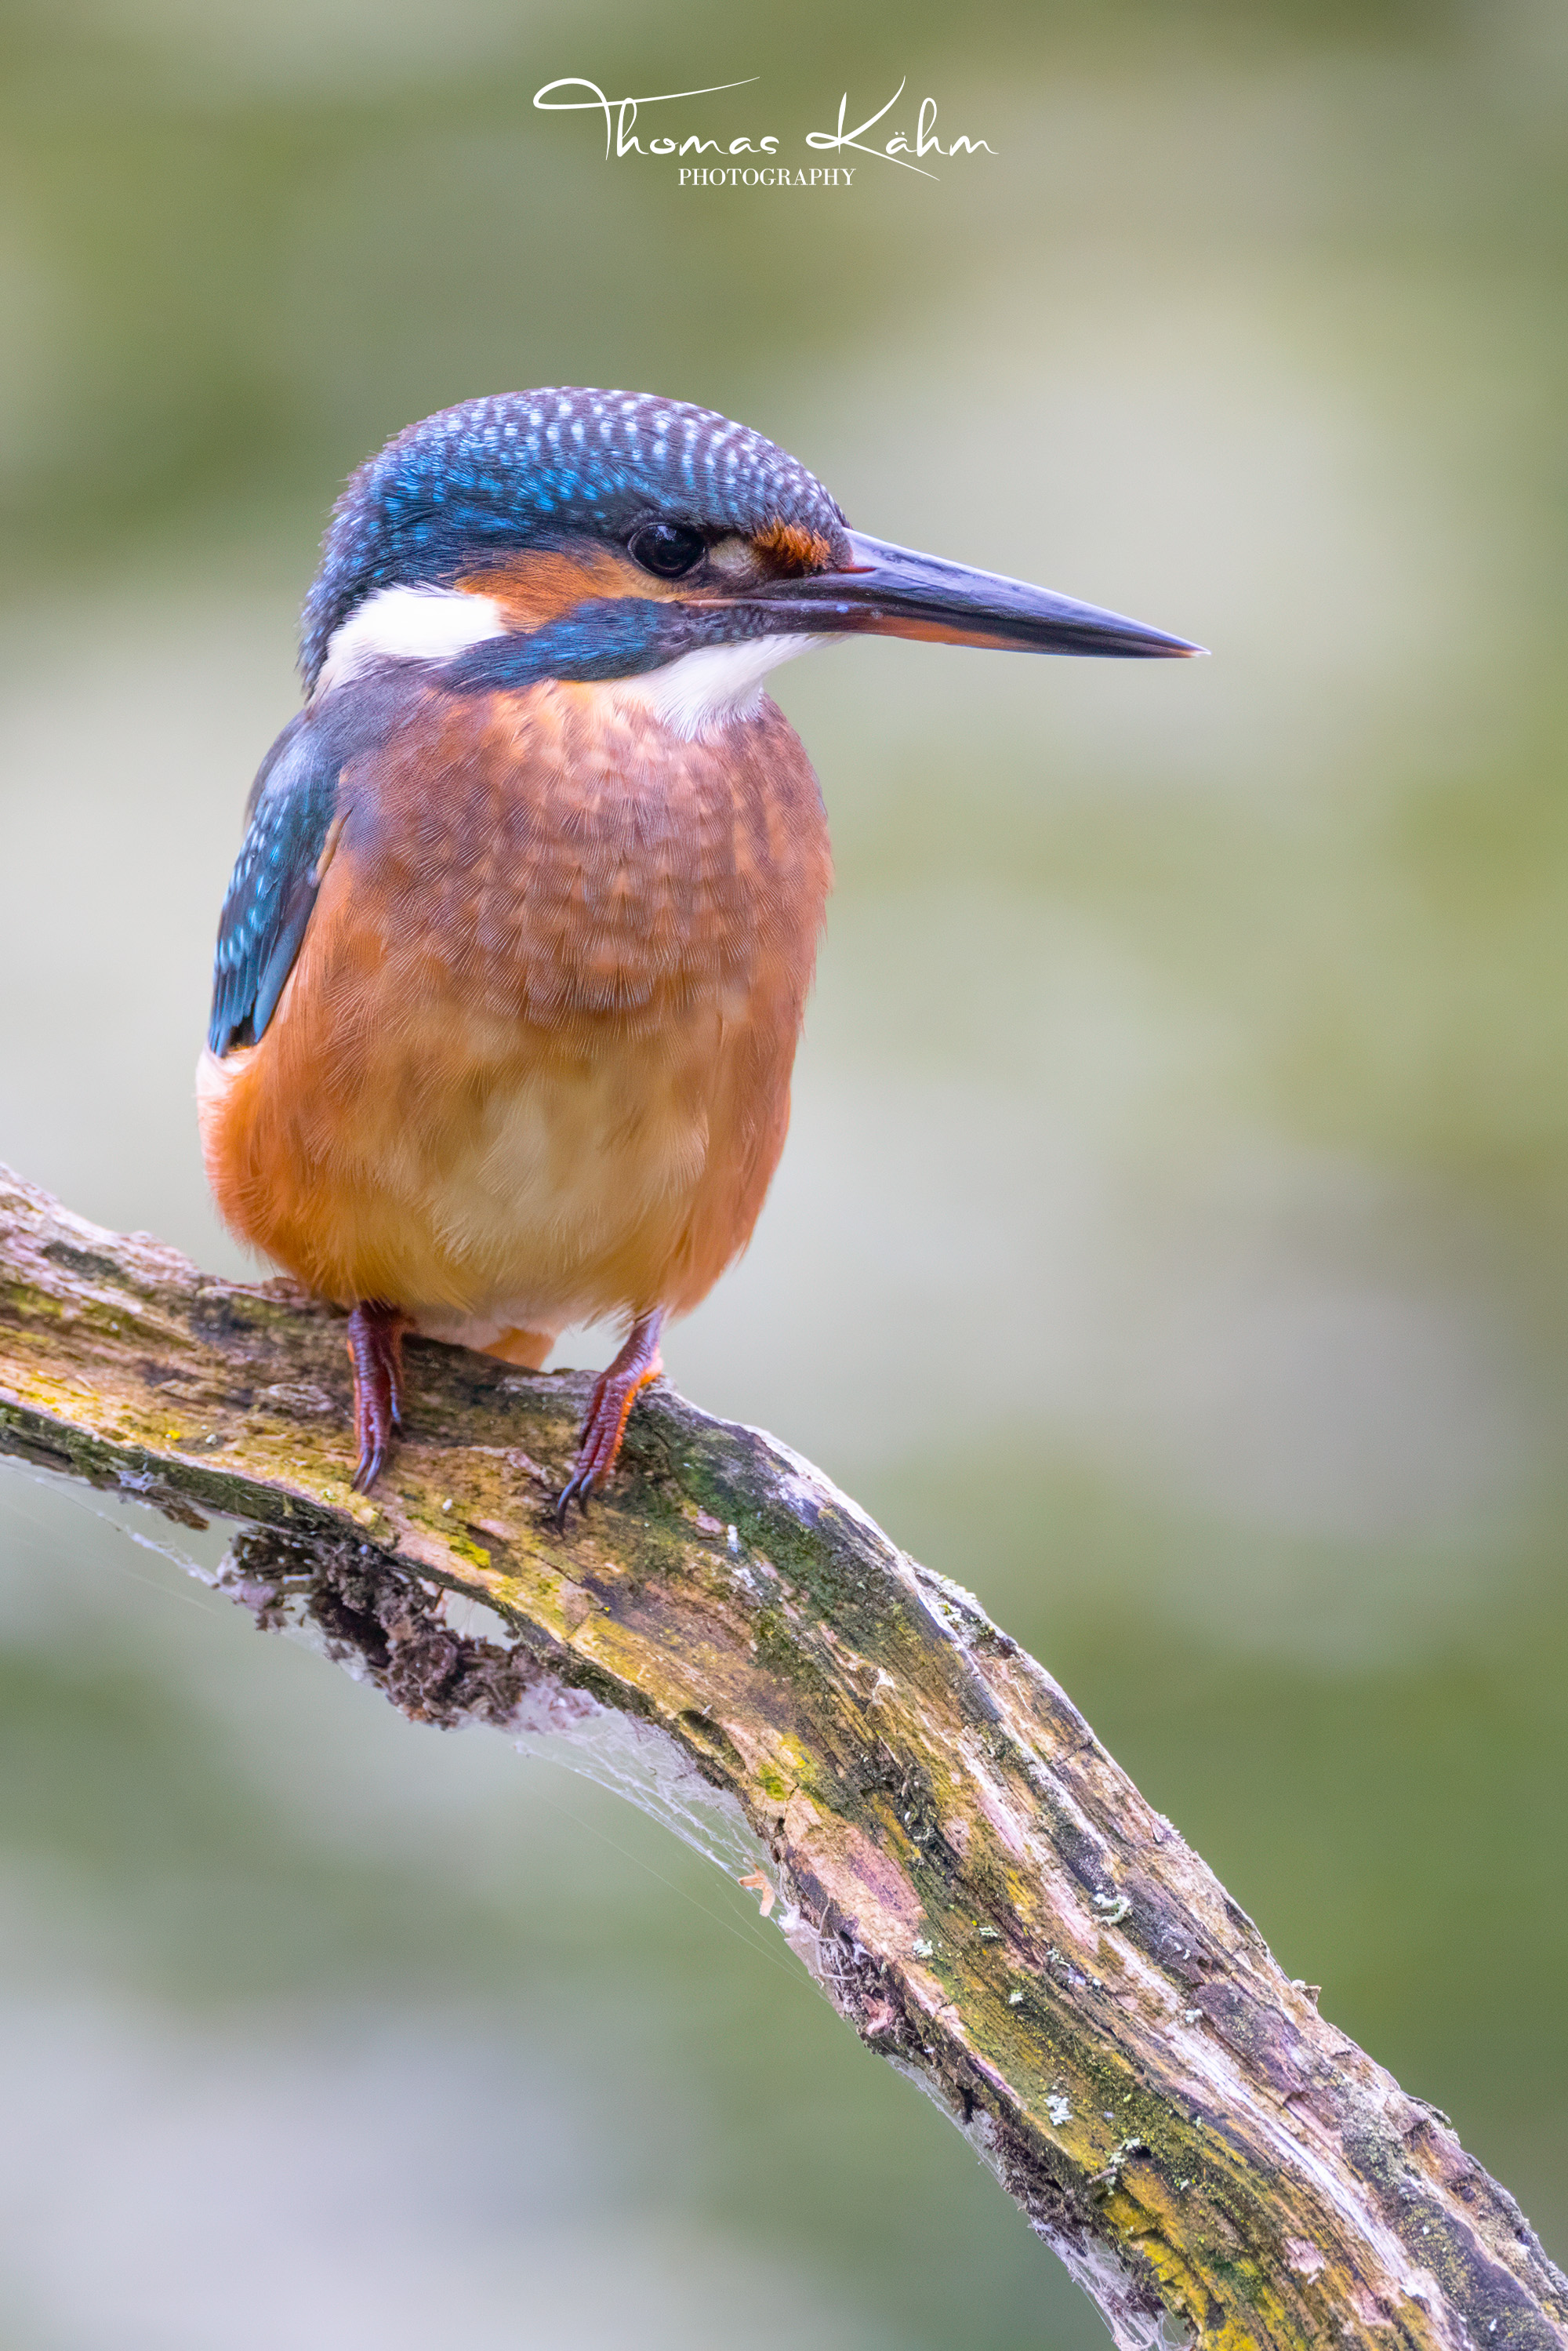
[199, 678, 832, 1346]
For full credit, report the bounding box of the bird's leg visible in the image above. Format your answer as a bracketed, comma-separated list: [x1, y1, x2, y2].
[347, 1300, 408, 1492]
[554, 1310, 665, 1526]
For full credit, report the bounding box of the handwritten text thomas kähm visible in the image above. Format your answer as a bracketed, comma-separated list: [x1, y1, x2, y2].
[532, 77, 996, 185]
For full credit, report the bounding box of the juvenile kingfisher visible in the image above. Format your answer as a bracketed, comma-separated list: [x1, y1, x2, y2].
[200, 388, 1199, 1513]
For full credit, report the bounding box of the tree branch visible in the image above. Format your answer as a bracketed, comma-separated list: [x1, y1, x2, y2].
[0, 1162, 1562, 2351]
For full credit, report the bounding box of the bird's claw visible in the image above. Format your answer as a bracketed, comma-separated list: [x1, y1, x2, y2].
[352, 1444, 387, 1495]
[549, 1311, 664, 1532]
[347, 1302, 406, 1495]
[551, 1470, 593, 1528]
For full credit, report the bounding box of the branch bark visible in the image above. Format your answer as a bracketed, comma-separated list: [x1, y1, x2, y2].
[0, 1162, 1562, 2351]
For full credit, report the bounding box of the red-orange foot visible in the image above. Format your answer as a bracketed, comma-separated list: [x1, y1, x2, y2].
[347, 1301, 408, 1492]
[554, 1310, 665, 1527]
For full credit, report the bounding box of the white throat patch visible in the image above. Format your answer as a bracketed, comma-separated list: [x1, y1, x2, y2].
[315, 583, 506, 695]
[612, 633, 826, 741]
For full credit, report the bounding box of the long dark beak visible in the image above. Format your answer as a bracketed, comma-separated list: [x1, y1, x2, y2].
[754, 530, 1204, 659]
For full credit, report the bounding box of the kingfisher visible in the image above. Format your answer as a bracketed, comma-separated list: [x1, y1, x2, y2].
[199, 388, 1199, 1514]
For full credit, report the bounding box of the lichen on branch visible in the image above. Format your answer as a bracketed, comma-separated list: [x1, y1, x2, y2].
[0, 1165, 1563, 2351]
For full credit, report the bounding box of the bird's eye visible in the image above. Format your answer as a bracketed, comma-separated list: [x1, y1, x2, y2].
[629, 521, 706, 579]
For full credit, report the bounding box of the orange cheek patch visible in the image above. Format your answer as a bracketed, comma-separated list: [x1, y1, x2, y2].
[458, 547, 675, 628]
[755, 519, 839, 576]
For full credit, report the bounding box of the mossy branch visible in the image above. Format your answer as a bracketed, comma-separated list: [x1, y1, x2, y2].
[0, 1162, 1562, 2351]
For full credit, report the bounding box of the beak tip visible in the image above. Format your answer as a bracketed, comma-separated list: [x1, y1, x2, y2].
[1131, 627, 1207, 658]
[1092, 626, 1209, 660]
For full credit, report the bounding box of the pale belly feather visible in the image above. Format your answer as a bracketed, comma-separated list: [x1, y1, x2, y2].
[379, 1008, 724, 1348]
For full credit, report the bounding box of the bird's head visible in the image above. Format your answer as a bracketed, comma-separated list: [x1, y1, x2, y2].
[301, 388, 1201, 723]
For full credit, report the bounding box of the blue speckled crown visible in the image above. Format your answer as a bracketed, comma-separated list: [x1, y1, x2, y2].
[299, 387, 851, 687]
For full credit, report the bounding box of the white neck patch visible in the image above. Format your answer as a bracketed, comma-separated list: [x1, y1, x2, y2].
[611, 633, 826, 742]
[314, 583, 506, 696]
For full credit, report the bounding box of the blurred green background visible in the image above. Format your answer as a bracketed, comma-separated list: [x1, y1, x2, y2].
[2, 1, 1566, 2342]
